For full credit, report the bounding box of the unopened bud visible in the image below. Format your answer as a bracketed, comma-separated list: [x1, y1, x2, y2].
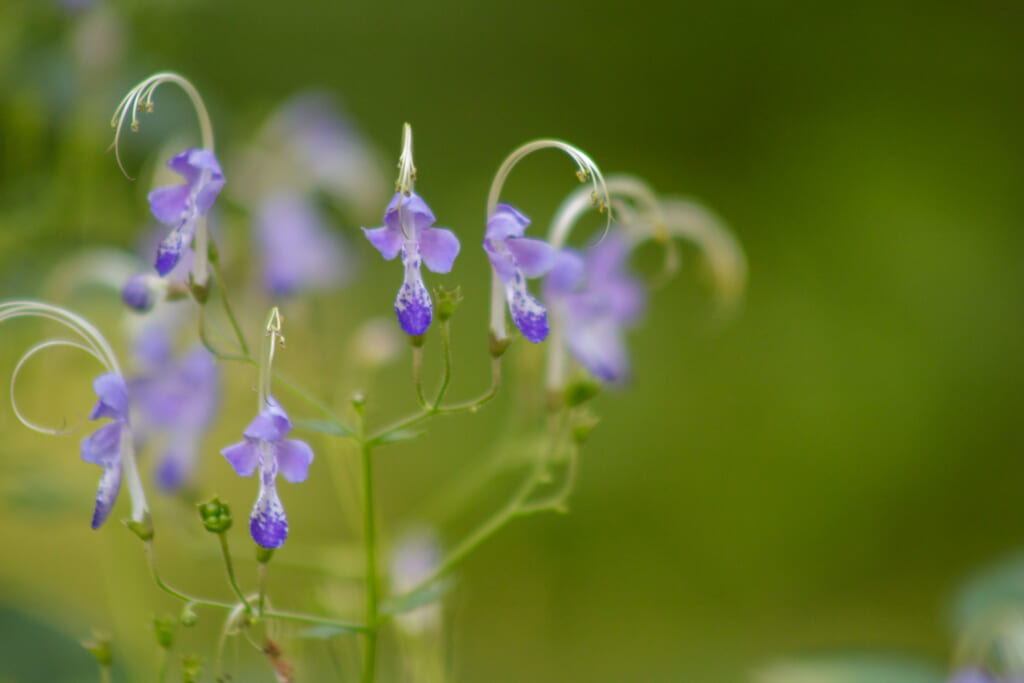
[81, 632, 112, 667]
[565, 378, 600, 407]
[182, 654, 203, 683]
[198, 497, 232, 534]
[153, 615, 175, 649]
[180, 602, 198, 627]
[435, 286, 462, 322]
[351, 392, 367, 414]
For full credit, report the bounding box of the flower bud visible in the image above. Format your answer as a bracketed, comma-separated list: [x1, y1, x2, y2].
[122, 273, 165, 313]
[153, 615, 175, 649]
[435, 285, 462, 322]
[182, 654, 203, 683]
[197, 497, 232, 533]
[81, 632, 112, 667]
[565, 378, 600, 407]
[180, 602, 198, 627]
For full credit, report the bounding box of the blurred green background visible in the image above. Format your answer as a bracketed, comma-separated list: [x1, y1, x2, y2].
[2, 0, 1024, 681]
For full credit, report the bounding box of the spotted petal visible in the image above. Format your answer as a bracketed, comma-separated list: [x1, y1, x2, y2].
[155, 212, 198, 276]
[505, 273, 549, 343]
[91, 461, 123, 529]
[395, 251, 432, 335]
[250, 478, 288, 549]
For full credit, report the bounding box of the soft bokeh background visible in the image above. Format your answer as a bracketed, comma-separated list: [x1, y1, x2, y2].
[2, 1, 1024, 681]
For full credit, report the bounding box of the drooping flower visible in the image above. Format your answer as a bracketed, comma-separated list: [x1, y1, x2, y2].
[255, 193, 351, 298]
[220, 398, 313, 548]
[362, 192, 460, 335]
[484, 203, 557, 343]
[128, 325, 219, 491]
[544, 231, 645, 383]
[80, 373, 131, 529]
[147, 149, 225, 276]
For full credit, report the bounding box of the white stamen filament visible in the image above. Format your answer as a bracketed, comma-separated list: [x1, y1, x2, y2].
[258, 307, 284, 410]
[0, 300, 149, 522]
[110, 72, 215, 286]
[484, 139, 611, 341]
[394, 123, 417, 239]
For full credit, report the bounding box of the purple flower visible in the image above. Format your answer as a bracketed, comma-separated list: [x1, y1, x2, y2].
[220, 398, 313, 548]
[362, 192, 460, 335]
[544, 231, 645, 383]
[147, 149, 225, 276]
[129, 326, 219, 491]
[256, 194, 350, 297]
[484, 203, 557, 343]
[80, 373, 130, 529]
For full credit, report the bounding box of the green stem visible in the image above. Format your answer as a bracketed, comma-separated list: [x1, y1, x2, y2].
[257, 561, 268, 618]
[432, 320, 453, 409]
[360, 435, 379, 683]
[217, 534, 252, 613]
[262, 610, 369, 634]
[211, 260, 250, 356]
[144, 542, 234, 610]
[413, 345, 428, 408]
[99, 665, 111, 683]
[157, 648, 168, 683]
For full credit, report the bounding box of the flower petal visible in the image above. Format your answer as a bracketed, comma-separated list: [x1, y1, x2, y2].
[505, 273, 549, 343]
[395, 256, 432, 335]
[244, 397, 292, 442]
[566, 317, 630, 383]
[221, 440, 260, 477]
[81, 421, 124, 465]
[168, 149, 224, 188]
[505, 237, 556, 278]
[250, 479, 288, 549]
[544, 249, 585, 299]
[419, 227, 460, 274]
[484, 242, 516, 284]
[91, 461, 123, 529]
[362, 225, 402, 261]
[384, 191, 436, 236]
[89, 373, 129, 421]
[155, 212, 198, 276]
[147, 184, 191, 224]
[486, 204, 530, 240]
[276, 439, 314, 483]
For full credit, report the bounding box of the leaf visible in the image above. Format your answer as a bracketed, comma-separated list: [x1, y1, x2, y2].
[295, 624, 361, 640]
[380, 578, 453, 617]
[293, 419, 353, 438]
[370, 429, 423, 446]
[755, 655, 945, 683]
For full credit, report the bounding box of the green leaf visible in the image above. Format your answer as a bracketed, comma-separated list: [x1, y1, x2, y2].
[370, 429, 423, 446]
[380, 578, 452, 617]
[755, 655, 945, 683]
[294, 419, 354, 438]
[294, 624, 360, 640]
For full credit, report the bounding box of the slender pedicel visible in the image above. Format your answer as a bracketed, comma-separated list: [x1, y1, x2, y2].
[0, 301, 149, 527]
[484, 140, 610, 343]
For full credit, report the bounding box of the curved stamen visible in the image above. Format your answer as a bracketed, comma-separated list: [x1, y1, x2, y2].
[485, 139, 610, 341]
[10, 339, 100, 435]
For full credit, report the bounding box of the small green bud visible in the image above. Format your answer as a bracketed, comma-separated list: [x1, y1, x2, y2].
[488, 331, 511, 358]
[256, 546, 275, 564]
[153, 615, 175, 649]
[81, 632, 112, 667]
[565, 378, 600, 407]
[189, 275, 211, 304]
[207, 238, 220, 264]
[124, 514, 154, 541]
[351, 392, 367, 414]
[182, 654, 203, 683]
[435, 285, 462, 321]
[180, 602, 198, 627]
[198, 497, 232, 534]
